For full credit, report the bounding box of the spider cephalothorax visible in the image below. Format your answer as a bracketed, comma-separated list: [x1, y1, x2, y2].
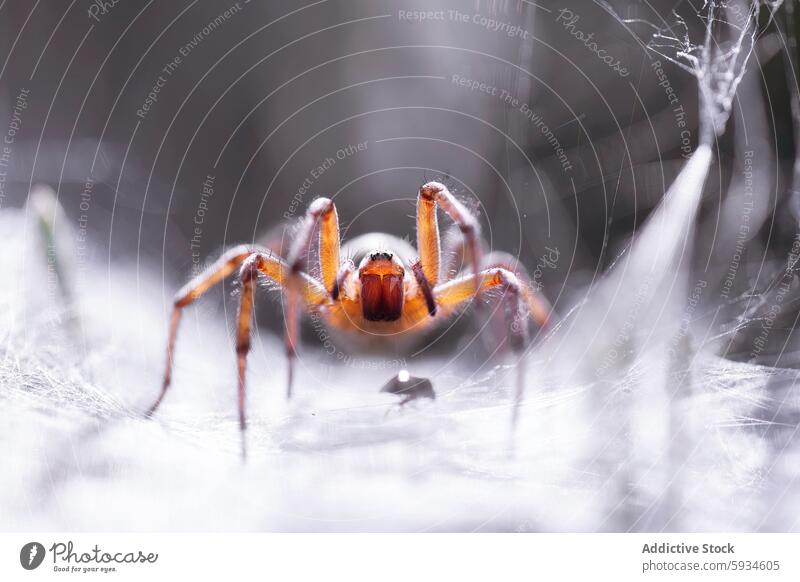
[147, 181, 553, 455]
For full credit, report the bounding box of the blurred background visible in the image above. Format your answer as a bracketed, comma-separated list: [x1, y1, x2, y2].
[0, 0, 796, 343]
[0, 0, 714, 301]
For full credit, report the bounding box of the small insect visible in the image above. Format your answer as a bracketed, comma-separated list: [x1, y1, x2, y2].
[381, 370, 436, 406]
[147, 182, 552, 454]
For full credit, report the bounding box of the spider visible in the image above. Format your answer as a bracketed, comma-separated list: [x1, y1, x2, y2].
[146, 181, 552, 453]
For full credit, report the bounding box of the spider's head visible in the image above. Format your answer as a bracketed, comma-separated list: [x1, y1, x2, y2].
[358, 251, 405, 322]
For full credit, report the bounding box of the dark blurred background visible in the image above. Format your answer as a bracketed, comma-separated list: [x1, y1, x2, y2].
[0, 0, 796, 307]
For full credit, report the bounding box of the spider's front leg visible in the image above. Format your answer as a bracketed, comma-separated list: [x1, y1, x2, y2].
[235, 255, 259, 436]
[433, 268, 549, 426]
[230, 252, 329, 457]
[283, 197, 340, 396]
[434, 268, 536, 344]
[416, 181, 483, 291]
[147, 197, 337, 448]
[481, 251, 553, 329]
[146, 244, 255, 418]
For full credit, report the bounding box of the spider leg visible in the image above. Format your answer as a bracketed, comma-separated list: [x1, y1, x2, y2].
[284, 197, 341, 396]
[331, 259, 355, 301]
[283, 279, 300, 399]
[147, 244, 254, 418]
[482, 251, 554, 329]
[416, 182, 483, 290]
[234, 255, 259, 458]
[434, 268, 534, 339]
[148, 244, 328, 433]
[433, 268, 541, 426]
[439, 223, 474, 282]
[288, 197, 340, 293]
[235, 253, 328, 455]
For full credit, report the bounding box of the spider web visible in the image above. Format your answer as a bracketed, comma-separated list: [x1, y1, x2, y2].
[1, 207, 798, 532]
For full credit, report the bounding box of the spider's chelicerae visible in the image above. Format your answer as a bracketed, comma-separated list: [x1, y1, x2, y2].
[147, 182, 552, 449]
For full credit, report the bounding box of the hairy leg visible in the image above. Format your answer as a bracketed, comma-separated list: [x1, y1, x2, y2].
[439, 223, 473, 282]
[235, 255, 259, 458]
[331, 259, 355, 301]
[434, 267, 534, 335]
[482, 251, 554, 328]
[416, 182, 483, 290]
[284, 197, 340, 395]
[434, 267, 540, 426]
[232, 252, 329, 455]
[147, 244, 254, 417]
[148, 247, 328, 420]
[288, 197, 340, 293]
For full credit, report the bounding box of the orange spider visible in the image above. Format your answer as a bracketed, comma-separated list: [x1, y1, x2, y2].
[147, 182, 552, 452]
